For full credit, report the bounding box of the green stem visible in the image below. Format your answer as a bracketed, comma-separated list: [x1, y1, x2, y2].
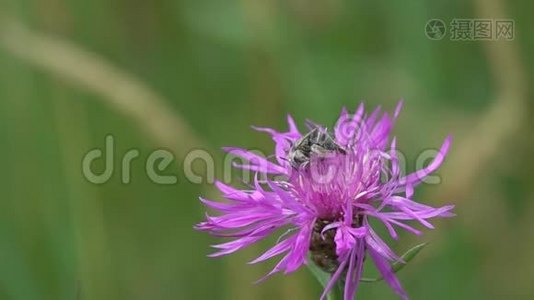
[327, 282, 343, 300]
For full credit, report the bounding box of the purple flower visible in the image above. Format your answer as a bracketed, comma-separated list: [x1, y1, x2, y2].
[196, 101, 454, 300]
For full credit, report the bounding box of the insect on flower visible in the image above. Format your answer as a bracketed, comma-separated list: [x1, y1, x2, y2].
[287, 127, 346, 169]
[196, 101, 454, 300]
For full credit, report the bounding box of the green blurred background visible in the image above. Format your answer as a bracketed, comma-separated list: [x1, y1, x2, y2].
[0, 0, 533, 299]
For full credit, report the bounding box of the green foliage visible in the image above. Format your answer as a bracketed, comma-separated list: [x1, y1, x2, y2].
[360, 242, 428, 283]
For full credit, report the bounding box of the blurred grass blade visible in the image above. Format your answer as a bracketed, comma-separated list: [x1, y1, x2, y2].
[361, 242, 428, 283]
[0, 18, 206, 158]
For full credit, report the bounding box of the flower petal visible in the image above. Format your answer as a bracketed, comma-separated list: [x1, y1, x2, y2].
[397, 136, 452, 188]
[368, 246, 409, 300]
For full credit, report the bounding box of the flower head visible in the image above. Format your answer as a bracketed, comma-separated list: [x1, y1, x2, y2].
[196, 101, 454, 299]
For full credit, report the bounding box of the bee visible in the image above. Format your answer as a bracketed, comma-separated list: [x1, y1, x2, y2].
[287, 128, 346, 169]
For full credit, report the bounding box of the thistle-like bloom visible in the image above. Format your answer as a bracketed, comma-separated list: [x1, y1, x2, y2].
[196, 101, 454, 299]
